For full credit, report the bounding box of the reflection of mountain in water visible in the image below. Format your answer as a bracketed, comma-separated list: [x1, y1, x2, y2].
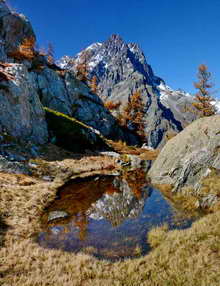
[38, 169, 195, 260]
[88, 177, 151, 227]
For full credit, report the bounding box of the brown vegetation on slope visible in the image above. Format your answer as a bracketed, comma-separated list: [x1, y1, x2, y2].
[104, 100, 121, 110]
[8, 36, 36, 60]
[106, 139, 159, 160]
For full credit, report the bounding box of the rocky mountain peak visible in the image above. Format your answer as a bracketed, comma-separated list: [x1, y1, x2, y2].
[103, 34, 126, 50]
[58, 35, 183, 147]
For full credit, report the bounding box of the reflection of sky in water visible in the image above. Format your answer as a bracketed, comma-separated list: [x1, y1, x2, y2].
[38, 174, 196, 260]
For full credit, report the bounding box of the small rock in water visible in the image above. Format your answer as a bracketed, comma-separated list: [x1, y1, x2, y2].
[141, 143, 154, 150]
[48, 211, 69, 222]
[100, 151, 121, 158]
[42, 176, 53, 182]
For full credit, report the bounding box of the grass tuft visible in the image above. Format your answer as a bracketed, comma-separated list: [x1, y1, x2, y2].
[148, 224, 169, 248]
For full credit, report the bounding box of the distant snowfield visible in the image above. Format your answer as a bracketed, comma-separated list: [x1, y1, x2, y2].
[158, 83, 220, 114]
[211, 100, 220, 113]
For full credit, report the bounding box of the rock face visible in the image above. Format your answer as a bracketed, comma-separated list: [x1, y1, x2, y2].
[0, 0, 35, 62]
[59, 35, 183, 148]
[0, 2, 47, 144]
[0, 2, 139, 147]
[148, 115, 220, 196]
[0, 63, 48, 143]
[36, 67, 139, 145]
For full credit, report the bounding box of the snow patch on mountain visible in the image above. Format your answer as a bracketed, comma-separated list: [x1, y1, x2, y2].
[211, 100, 220, 113]
[88, 53, 104, 69]
[85, 42, 102, 51]
[158, 82, 192, 101]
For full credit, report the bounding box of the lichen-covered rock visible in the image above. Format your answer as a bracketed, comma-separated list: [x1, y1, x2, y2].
[0, 63, 48, 143]
[148, 115, 220, 206]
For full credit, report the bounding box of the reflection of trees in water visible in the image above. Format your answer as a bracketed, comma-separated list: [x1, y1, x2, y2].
[43, 170, 151, 240]
[73, 213, 88, 241]
[124, 168, 151, 199]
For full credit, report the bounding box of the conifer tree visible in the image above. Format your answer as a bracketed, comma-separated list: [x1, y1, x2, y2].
[122, 90, 145, 139]
[192, 64, 216, 117]
[75, 51, 90, 83]
[90, 75, 98, 93]
[47, 42, 55, 64]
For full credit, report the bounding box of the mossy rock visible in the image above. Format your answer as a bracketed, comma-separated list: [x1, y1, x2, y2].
[44, 107, 109, 153]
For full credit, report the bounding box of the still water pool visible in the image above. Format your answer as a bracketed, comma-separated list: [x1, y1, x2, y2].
[38, 169, 197, 260]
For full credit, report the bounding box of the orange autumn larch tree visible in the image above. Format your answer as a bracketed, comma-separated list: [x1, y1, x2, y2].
[75, 50, 90, 83]
[121, 90, 145, 139]
[104, 100, 121, 110]
[47, 42, 55, 64]
[90, 75, 98, 93]
[9, 36, 35, 60]
[192, 64, 216, 117]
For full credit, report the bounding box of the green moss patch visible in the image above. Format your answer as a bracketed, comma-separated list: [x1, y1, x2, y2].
[44, 107, 109, 153]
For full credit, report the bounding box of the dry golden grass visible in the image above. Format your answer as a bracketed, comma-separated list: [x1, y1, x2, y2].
[106, 139, 159, 160]
[148, 223, 169, 248]
[0, 166, 220, 285]
[200, 169, 220, 196]
[154, 169, 220, 213]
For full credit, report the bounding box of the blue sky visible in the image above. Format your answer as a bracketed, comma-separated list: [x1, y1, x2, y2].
[8, 0, 220, 97]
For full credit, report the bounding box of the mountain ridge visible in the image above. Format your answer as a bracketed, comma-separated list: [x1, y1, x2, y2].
[58, 34, 183, 148]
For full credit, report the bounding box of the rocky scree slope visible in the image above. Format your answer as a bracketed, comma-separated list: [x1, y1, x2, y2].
[148, 115, 220, 208]
[59, 35, 183, 148]
[0, 2, 139, 156]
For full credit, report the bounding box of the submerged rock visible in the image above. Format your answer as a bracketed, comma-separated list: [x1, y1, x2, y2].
[48, 211, 69, 222]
